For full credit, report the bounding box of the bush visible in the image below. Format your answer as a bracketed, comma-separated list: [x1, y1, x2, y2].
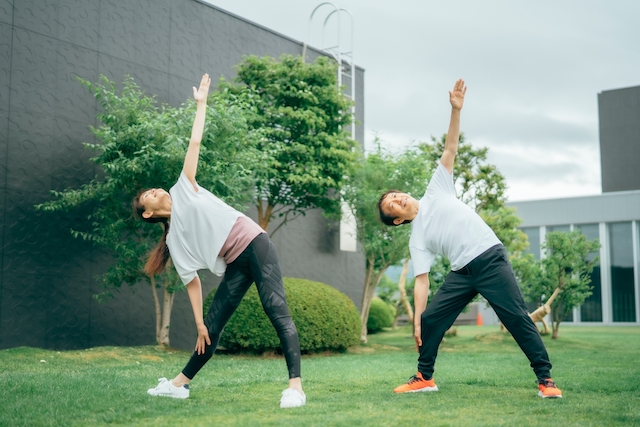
[367, 297, 396, 334]
[203, 277, 361, 353]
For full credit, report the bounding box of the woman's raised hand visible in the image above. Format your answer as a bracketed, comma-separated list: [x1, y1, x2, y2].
[193, 73, 211, 104]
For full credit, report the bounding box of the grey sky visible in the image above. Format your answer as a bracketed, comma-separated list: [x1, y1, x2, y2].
[205, 0, 640, 201]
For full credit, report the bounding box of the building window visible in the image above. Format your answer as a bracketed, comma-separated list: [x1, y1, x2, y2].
[576, 223, 602, 322]
[547, 225, 571, 233]
[609, 222, 636, 322]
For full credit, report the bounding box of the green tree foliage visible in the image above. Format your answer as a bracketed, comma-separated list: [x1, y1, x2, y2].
[521, 230, 600, 339]
[219, 54, 357, 234]
[342, 140, 430, 342]
[367, 297, 396, 334]
[36, 75, 262, 346]
[203, 278, 361, 353]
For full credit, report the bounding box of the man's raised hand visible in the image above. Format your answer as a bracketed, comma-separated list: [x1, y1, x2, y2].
[449, 79, 467, 110]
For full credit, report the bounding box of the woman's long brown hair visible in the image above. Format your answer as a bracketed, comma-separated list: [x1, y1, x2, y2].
[133, 191, 170, 276]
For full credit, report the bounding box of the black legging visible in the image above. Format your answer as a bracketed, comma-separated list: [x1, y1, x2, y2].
[181, 233, 301, 379]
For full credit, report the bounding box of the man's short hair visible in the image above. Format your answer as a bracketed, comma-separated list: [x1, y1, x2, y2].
[377, 189, 411, 227]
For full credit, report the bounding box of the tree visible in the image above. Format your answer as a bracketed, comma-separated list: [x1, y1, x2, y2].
[521, 230, 600, 339]
[219, 54, 357, 234]
[37, 75, 262, 346]
[342, 141, 430, 342]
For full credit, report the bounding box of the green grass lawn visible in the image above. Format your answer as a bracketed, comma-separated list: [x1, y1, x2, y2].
[1, 325, 639, 426]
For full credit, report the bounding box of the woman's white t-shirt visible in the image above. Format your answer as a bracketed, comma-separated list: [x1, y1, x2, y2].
[166, 173, 242, 285]
[409, 162, 501, 276]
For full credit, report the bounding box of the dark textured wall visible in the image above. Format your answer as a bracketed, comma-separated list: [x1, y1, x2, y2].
[0, 0, 365, 351]
[599, 85, 640, 193]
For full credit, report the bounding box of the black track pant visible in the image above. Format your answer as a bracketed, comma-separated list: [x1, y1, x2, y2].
[181, 233, 301, 379]
[417, 244, 552, 382]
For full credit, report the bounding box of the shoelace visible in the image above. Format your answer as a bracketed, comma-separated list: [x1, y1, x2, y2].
[541, 379, 557, 388]
[407, 375, 423, 384]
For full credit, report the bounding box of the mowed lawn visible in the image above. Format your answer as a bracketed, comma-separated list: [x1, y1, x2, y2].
[0, 325, 638, 427]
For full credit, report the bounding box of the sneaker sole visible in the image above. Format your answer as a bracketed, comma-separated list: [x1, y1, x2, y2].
[147, 391, 189, 399]
[395, 385, 439, 393]
[538, 391, 562, 398]
[280, 401, 306, 408]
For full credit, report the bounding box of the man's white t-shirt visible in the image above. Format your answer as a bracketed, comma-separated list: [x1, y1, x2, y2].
[409, 162, 501, 276]
[166, 173, 242, 285]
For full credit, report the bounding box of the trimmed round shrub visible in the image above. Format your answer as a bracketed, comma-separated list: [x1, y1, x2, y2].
[203, 277, 361, 353]
[367, 297, 396, 333]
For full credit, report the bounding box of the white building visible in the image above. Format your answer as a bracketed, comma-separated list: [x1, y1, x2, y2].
[492, 85, 640, 326]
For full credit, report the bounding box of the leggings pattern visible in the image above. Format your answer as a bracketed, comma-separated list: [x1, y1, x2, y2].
[181, 233, 301, 379]
[417, 244, 552, 381]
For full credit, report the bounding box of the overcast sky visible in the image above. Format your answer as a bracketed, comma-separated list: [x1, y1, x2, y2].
[205, 0, 640, 202]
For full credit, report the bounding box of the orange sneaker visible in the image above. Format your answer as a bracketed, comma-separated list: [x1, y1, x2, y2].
[394, 372, 438, 393]
[538, 378, 563, 398]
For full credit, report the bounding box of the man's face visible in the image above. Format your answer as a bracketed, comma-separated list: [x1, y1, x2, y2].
[382, 191, 418, 225]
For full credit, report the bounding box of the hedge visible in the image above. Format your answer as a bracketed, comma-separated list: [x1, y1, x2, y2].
[367, 297, 395, 333]
[203, 277, 361, 353]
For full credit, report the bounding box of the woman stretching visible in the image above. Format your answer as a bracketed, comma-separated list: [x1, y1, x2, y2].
[134, 74, 305, 409]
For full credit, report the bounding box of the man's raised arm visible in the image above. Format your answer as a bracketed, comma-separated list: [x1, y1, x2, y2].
[440, 79, 467, 174]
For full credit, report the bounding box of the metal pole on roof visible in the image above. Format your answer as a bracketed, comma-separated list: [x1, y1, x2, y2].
[308, 3, 355, 139]
[309, 4, 358, 253]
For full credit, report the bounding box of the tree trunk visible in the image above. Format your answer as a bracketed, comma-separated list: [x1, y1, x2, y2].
[397, 258, 414, 323]
[528, 286, 561, 335]
[157, 283, 175, 347]
[150, 275, 175, 348]
[257, 199, 273, 232]
[150, 276, 162, 344]
[541, 317, 550, 335]
[360, 259, 387, 343]
[545, 286, 562, 306]
[360, 261, 376, 343]
[549, 275, 566, 340]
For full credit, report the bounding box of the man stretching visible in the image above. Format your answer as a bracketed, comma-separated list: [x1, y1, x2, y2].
[377, 79, 562, 399]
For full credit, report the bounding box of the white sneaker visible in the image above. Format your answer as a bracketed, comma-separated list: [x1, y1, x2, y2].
[280, 388, 306, 408]
[147, 377, 190, 399]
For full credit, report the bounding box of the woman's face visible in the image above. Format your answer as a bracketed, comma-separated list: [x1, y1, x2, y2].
[140, 188, 171, 218]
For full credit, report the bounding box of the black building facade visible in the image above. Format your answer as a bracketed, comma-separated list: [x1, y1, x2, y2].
[0, 0, 365, 350]
[599, 85, 640, 193]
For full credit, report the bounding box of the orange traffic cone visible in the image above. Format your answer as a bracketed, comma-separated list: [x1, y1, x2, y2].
[476, 313, 483, 326]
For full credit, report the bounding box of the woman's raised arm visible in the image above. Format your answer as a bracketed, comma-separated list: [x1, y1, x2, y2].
[182, 73, 211, 189]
